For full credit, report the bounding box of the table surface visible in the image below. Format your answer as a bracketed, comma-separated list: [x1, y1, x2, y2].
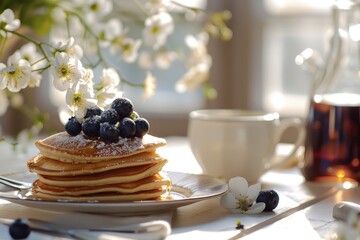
[0, 136, 358, 239]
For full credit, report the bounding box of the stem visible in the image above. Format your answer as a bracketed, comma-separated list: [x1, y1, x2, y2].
[130, 0, 150, 17]
[32, 64, 51, 73]
[7, 30, 51, 63]
[0, 36, 8, 59]
[170, 0, 206, 13]
[31, 57, 47, 66]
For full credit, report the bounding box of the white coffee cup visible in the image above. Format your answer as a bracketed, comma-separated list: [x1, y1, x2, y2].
[188, 109, 305, 182]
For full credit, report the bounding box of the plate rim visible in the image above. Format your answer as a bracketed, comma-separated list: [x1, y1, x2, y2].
[0, 171, 228, 213]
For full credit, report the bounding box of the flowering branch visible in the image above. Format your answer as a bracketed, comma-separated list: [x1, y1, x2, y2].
[0, 0, 232, 144]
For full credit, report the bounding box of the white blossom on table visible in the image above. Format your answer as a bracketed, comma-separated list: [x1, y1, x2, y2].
[220, 177, 265, 214]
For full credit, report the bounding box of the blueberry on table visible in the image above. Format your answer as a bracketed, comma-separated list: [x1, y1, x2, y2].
[118, 117, 136, 138]
[9, 219, 31, 239]
[256, 189, 279, 212]
[100, 122, 120, 142]
[111, 98, 134, 119]
[65, 116, 82, 136]
[84, 107, 103, 118]
[100, 109, 119, 124]
[82, 116, 101, 137]
[134, 118, 150, 137]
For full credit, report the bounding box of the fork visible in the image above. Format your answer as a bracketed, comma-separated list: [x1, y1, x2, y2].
[0, 176, 32, 190]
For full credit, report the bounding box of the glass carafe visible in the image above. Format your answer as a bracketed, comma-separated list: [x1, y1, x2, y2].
[300, 0, 360, 183]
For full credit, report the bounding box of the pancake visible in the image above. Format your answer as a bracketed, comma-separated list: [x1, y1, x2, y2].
[35, 132, 166, 163]
[31, 188, 165, 202]
[32, 174, 171, 196]
[37, 161, 167, 187]
[28, 152, 165, 176]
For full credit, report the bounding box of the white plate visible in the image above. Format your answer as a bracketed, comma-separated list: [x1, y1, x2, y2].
[0, 171, 227, 215]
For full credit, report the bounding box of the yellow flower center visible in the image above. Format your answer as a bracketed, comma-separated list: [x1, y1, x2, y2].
[57, 64, 71, 80]
[90, 3, 99, 12]
[151, 25, 160, 34]
[72, 93, 83, 107]
[236, 195, 251, 211]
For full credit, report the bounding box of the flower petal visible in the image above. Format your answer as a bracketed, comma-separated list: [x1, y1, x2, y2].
[246, 202, 266, 214]
[228, 177, 248, 197]
[247, 182, 261, 202]
[220, 192, 237, 209]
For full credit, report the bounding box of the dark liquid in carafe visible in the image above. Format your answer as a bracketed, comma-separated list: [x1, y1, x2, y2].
[302, 98, 360, 182]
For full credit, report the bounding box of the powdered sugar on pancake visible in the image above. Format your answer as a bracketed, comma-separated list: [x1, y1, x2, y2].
[36, 132, 166, 162]
[96, 137, 144, 156]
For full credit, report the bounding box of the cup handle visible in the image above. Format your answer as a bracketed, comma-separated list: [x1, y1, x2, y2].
[265, 117, 306, 169]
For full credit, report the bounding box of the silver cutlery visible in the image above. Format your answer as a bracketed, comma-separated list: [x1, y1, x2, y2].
[0, 176, 32, 190]
[0, 217, 170, 240]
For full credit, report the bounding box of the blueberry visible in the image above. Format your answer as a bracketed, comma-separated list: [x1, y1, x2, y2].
[111, 98, 134, 119]
[134, 118, 150, 137]
[100, 122, 119, 142]
[65, 116, 82, 136]
[100, 109, 119, 124]
[85, 107, 103, 118]
[9, 219, 31, 239]
[82, 116, 101, 137]
[256, 189, 279, 211]
[118, 117, 136, 138]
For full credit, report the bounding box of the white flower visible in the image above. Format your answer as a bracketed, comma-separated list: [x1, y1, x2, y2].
[143, 72, 156, 99]
[99, 68, 120, 89]
[220, 177, 265, 214]
[0, 52, 31, 92]
[81, 68, 94, 84]
[15, 43, 44, 88]
[0, 9, 20, 37]
[16, 43, 46, 68]
[145, 0, 171, 13]
[55, 37, 83, 59]
[50, 52, 83, 91]
[143, 12, 174, 49]
[66, 83, 97, 120]
[138, 51, 154, 70]
[185, 32, 210, 67]
[28, 71, 42, 88]
[138, 50, 176, 70]
[83, 0, 113, 23]
[96, 88, 122, 109]
[175, 61, 211, 92]
[120, 38, 142, 63]
[155, 50, 177, 69]
[95, 18, 125, 48]
[0, 90, 9, 116]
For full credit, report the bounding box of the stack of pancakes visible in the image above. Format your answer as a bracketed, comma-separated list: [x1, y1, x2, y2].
[27, 132, 171, 202]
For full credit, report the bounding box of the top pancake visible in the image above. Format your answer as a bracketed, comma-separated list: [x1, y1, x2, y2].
[35, 132, 166, 163]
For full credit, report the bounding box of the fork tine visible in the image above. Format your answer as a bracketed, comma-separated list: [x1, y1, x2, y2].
[0, 176, 31, 187]
[0, 179, 28, 190]
[0, 176, 31, 190]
